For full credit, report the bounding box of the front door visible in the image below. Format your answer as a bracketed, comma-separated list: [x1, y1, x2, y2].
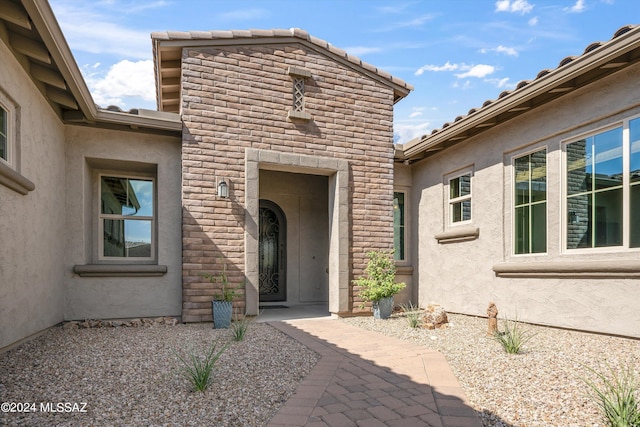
[259, 200, 286, 302]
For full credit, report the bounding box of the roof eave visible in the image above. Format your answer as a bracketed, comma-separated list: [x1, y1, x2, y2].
[21, 0, 97, 119]
[152, 30, 414, 112]
[401, 25, 640, 160]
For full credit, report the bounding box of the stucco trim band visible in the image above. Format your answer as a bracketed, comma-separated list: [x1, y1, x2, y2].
[434, 226, 479, 243]
[493, 260, 640, 278]
[73, 264, 168, 277]
[0, 162, 34, 195]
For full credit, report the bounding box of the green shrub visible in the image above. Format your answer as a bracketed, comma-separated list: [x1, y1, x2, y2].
[492, 316, 535, 354]
[583, 364, 640, 427]
[230, 313, 249, 342]
[177, 341, 228, 392]
[354, 250, 405, 307]
[400, 303, 421, 328]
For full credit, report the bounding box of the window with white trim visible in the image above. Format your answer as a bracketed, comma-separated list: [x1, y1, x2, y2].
[449, 172, 472, 224]
[565, 117, 640, 250]
[99, 175, 155, 260]
[514, 149, 547, 254]
[393, 191, 406, 261]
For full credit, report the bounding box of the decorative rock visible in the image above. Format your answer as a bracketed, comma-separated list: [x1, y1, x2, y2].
[61, 317, 179, 329]
[63, 321, 78, 330]
[422, 303, 448, 329]
[487, 302, 498, 335]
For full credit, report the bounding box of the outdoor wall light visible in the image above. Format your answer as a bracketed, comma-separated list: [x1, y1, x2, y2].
[217, 179, 229, 199]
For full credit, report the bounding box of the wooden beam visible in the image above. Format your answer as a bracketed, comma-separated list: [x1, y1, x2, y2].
[10, 33, 50, 64]
[0, 1, 31, 29]
[46, 88, 78, 109]
[30, 63, 66, 89]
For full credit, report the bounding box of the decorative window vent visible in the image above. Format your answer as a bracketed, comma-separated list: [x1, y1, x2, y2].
[293, 77, 305, 112]
[287, 67, 312, 121]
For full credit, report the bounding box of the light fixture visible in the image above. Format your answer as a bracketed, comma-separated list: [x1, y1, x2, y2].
[217, 179, 229, 199]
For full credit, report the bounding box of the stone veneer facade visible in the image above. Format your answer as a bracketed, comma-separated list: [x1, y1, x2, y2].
[179, 42, 399, 322]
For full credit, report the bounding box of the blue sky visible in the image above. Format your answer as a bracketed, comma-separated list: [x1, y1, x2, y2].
[49, 0, 638, 144]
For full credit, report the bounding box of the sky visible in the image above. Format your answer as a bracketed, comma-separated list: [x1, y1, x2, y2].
[49, 0, 639, 145]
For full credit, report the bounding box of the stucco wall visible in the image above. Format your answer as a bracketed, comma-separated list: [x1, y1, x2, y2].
[260, 170, 329, 303]
[0, 39, 66, 349]
[64, 126, 182, 320]
[180, 43, 397, 321]
[412, 62, 640, 337]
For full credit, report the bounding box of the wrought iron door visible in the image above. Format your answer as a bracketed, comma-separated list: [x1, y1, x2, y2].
[259, 200, 286, 301]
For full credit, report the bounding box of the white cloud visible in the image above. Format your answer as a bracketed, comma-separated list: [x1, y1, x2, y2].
[409, 111, 423, 118]
[415, 61, 458, 76]
[455, 64, 496, 79]
[564, 0, 586, 13]
[394, 121, 431, 145]
[375, 14, 436, 32]
[495, 0, 534, 14]
[50, 2, 154, 59]
[82, 60, 156, 108]
[528, 16, 539, 26]
[343, 46, 383, 56]
[452, 80, 473, 89]
[481, 45, 519, 56]
[485, 77, 515, 89]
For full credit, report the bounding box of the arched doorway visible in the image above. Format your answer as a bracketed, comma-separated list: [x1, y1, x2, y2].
[259, 200, 286, 302]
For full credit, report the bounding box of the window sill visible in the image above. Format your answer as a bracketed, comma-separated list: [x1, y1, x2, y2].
[434, 226, 479, 244]
[0, 162, 35, 195]
[287, 110, 312, 121]
[73, 264, 168, 277]
[493, 260, 640, 278]
[395, 265, 414, 275]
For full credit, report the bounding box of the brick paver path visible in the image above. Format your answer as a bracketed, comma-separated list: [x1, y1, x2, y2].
[267, 318, 482, 427]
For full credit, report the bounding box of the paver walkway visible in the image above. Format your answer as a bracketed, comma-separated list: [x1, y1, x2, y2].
[266, 318, 483, 427]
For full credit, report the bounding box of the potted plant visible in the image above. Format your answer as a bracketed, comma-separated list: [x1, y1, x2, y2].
[204, 264, 240, 329]
[354, 250, 405, 319]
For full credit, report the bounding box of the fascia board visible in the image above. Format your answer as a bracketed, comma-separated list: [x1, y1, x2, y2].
[94, 109, 182, 132]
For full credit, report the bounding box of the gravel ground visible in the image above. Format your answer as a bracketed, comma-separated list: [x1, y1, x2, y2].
[0, 322, 318, 427]
[342, 313, 640, 427]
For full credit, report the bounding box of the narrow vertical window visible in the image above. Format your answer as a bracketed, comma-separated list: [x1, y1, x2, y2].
[0, 106, 8, 163]
[514, 149, 547, 254]
[630, 118, 640, 247]
[449, 173, 472, 223]
[100, 175, 155, 259]
[292, 77, 305, 112]
[287, 67, 311, 121]
[566, 127, 623, 249]
[393, 192, 405, 261]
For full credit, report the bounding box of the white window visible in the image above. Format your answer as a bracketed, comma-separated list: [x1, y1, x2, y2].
[99, 175, 155, 260]
[565, 117, 640, 250]
[448, 172, 472, 224]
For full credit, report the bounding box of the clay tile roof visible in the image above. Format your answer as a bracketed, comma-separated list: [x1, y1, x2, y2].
[399, 24, 640, 163]
[152, 28, 413, 112]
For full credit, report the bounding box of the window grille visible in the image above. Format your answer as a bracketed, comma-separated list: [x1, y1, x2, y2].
[293, 77, 305, 112]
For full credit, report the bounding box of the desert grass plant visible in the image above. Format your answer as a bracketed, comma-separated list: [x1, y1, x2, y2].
[492, 316, 535, 354]
[400, 303, 422, 328]
[230, 312, 249, 342]
[177, 341, 229, 392]
[582, 363, 640, 427]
